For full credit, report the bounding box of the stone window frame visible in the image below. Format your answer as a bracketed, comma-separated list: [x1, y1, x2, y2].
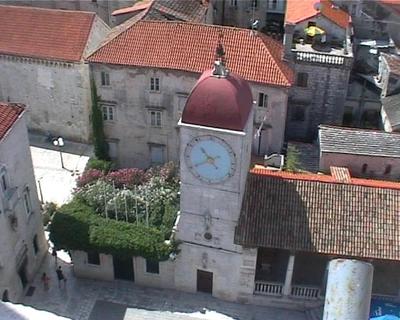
[150, 77, 160, 92]
[145, 259, 160, 274]
[22, 185, 32, 216]
[102, 104, 116, 122]
[149, 110, 163, 128]
[258, 92, 268, 108]
[148, 143, 166, 165]
[296, 72, 308, 88]
[100, 71, 110, 86]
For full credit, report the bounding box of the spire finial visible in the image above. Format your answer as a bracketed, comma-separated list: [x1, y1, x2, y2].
[213, 30, 229, 77]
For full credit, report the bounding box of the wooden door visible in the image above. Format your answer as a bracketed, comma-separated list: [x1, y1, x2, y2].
[197, 270, 213, 294]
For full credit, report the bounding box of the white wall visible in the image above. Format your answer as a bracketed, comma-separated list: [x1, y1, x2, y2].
[0, 113, 47, 302]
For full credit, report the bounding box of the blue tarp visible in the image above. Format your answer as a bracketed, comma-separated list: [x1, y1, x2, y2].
[370, 299, 400, 319]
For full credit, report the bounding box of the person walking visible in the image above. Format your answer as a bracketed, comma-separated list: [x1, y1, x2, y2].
[55, 266, 66, 288]
[41, 272, 50, 291]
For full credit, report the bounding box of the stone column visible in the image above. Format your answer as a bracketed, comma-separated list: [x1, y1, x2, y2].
[282, 253, 295, 296]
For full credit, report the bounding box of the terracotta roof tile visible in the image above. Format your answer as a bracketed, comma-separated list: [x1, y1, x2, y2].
[382, 53, 400, 76]
[0, 5, 95, 62]
[235, 169, 400, 261]
[0, 103, 24, 141]
[285, 0, 350, 29]
[87, 21, 293, 87]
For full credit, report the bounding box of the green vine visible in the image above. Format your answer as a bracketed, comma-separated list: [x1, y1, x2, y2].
[91, 78, 109, 161]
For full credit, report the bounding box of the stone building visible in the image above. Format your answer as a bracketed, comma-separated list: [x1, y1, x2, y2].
[69, 64, 400, 308]
[0, 5, 110, 143]
[0, 103, 47, 302]
[318, 125, 400, 180]
[87, 19, 293, 168]
[1, 0, 134, 26]
[283, 0, 353, 141]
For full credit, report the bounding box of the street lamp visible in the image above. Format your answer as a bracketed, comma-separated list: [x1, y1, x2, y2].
[52, 137, 65, 169]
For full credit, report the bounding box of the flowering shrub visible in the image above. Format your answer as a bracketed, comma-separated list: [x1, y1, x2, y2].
[76, 169, 104, 188]
[105, 168, 145, 188]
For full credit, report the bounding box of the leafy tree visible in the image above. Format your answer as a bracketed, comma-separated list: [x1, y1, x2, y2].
[284, 145, 300, 172]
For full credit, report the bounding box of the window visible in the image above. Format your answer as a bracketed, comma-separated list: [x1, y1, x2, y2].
[258, 93, 268, 108]
[384, 164, 392, 175]
[362, 163, 368, 174]
[230, 0, 237, 6]
[291, 106, 305, 121]
[146, 259, 159, 274]
[0, 172, 7, 192]
[23, 187, 32, 216]
[102, 105, 115, 121]
[101, 71, 110, 86]
[150, 110, 162, 127]
[269, 0, 277, 9]
[150, 77, 160, 91]
[87, 252, 100, 265]
[251, 0, 258, 9]
[150, 145, 165, 165]
[296, 72, 308, 87]
[33, 235, 39, 255]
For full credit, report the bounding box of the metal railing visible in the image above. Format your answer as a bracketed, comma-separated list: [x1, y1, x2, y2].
[254, 281, 283, 296]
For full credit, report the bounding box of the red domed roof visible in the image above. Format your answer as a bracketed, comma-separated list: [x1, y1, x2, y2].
[181, 69, 253, 131]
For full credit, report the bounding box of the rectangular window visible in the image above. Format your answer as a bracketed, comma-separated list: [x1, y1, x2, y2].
[272, 0, 277, 9]
[146, 259, 160, 274]
[258, 93, 268, 108]
[150, 145, 165, 165]
[1, 173, 7, 192]
[296, 72, 308, 87]
[150, 77, 160, 91]
[251, 0, 258, 8]
[230, 0, 237, 6]
[102, 105, 115, 121]
[150, 110, 162, 127]
[23, 187, 32, 215]
[101, 71, 110, 86]
[87, 252, 100, 265]
[33, 235, 39, 255]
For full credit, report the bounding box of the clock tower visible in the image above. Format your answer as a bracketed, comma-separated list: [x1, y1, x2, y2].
[174, 49, 257, 302]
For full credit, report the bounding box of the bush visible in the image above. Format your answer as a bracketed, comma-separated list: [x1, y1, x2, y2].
[86, 158, 112, 173]
[105, 168, 145, 188]
[42, 202, 58, 226]
[284, 145, 300, 172]
[76, 169, 104, 188]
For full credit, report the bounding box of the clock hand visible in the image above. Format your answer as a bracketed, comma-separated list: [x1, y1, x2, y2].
[200, 147, 211, 158]
[194, 159, 209, 167]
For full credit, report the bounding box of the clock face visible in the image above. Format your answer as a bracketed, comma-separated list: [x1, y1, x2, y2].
[184, 135, 236, 184]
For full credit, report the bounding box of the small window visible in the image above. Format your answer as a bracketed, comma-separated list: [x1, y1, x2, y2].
[150, 145, 165, 165]
[150, 77, 160, 92]
[258, 93, 268, 108]
[0, 173, 7, 192]
[251, 0, 258, 9]
[146, 259, 159, 274]
[291, 106, 305, 121]
[150, 110, 162, 127]
[272, 0, 277, 9]
[230, 0, 237, 6]
[87, 252, 100, 265]
[33, 234, 39, 255]
[102, 105, 115, 121]
[296, 72, 308, 87]
[101, 71, 110, 86]
[23, 187, 32, 216]
[362, 163, 368, 174]
[384, 164, 392, 175]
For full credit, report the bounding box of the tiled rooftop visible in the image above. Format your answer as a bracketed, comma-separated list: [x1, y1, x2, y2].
[319, 125, 400, 158]
[285, 0, 349, 29]
[0, 103, 25, 141]
[87, 21, 293, 87]
[382, 93, 400, 128]
[235, 169, 400, 261]
[0, 5, 95, 62]
[382, 53, 400, 76]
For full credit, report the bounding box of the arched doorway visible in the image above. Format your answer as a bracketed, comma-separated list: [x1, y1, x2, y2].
[2, 290, 9, 302]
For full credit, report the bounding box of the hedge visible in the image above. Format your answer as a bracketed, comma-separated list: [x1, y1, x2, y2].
[49, 198, 177, 261]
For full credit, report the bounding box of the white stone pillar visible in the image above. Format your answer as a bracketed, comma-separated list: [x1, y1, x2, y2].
[282, 253, 295, 296]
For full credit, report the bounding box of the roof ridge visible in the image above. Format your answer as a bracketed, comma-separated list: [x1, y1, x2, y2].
[0, 4, 96, 16]
[251, 168, 400, 191]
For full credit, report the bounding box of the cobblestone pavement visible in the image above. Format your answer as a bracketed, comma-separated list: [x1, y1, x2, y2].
[21, 253, 307, 320]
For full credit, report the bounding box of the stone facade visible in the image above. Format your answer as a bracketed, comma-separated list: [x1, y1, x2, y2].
[91, 64, 289, 168]
[0, 16, 109, 143]
[0, 111, 47, 302]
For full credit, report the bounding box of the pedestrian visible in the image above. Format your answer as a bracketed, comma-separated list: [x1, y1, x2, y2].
[41, 272, 50, 290]
[52, 247, 57, 267]
[55, 266, 66, 288]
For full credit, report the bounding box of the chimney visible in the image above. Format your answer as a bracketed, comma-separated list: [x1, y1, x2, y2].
[330, 166, 351, 183]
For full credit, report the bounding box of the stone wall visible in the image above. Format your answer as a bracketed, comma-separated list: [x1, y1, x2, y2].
[0, 113, 47, 302]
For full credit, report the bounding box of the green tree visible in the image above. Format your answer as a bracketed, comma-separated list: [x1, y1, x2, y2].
[284, 145, 300, 172]
[91, 78, 109, 160]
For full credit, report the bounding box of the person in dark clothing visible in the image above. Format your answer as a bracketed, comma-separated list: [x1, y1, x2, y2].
[52, 248, 58, 267]
[56, 266, 66, 288]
